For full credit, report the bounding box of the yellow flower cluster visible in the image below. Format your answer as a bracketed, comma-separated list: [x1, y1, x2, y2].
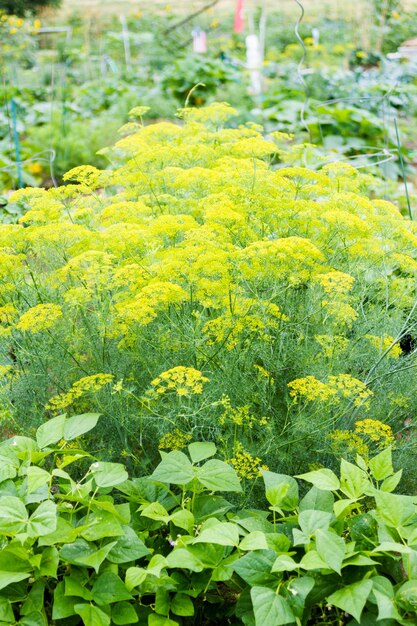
[315, 335, 349, 358]
[158, 429, 192, 451]
[328, 429, 369, 457]
[366, 335, 402, 359]
[219, 395, 268, 429]
[228, 442, 268, 480]
[355, 418, 395, 446]
[151, 366, 209, 396]
[288, 374, 373, 407]
[329, 418, 394, 458]
[16, 304, 63, 334]
[46, 373, 114, 412]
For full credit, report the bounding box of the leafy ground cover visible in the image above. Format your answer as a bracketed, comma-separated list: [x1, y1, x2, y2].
[1, 415, 417, 625]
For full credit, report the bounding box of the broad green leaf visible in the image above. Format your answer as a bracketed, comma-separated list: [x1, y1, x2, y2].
[60, 539, 117, 573]
[9, 437, 38, 462]
[196, 459, 242, 492]
[233, 550, 278, 586]
[193, 522, 239, 547]
[299, 550, 328, 570]
[36, 415, 66, 449]
[298, 510, 333, 536]
[315, 529, 345, 574]
[188, 442, 216, 463]
[0, 597, 14, 622]
[396, 580, 417, 613]
[170, 509, 194, 533]
[327, 580, 372, 623]
[107, 526, 150, 564]
[38, 547, 59, 578]
[334, 498, 356, 518]
[251, 586, 295, 625]
[0, 571, 30, 591]
[373, 589, 401, 621]
[19, 611, 47, 626]
[299, 486, 334, 513]
[340, 460, 369, 499]
[26, 467, 51, 495]
[239, 531, 269, 551]
[92, 572, 132, 605]
[52, 582, 78, 619]
[0, 449, 18, 482]
[27, 500, 57, 537]
[155, 588, 169, 616]
[192, 495, 233, 522]
[38, 517, 78, 546]
[0, 496, 28, 535]
[147, 554, 168, 576]
[171, 593, 194, 617]
[125, 567, 148, 591]
[65, 569, 92, 601]
[373, 541, 415, 555]
[74, 603, 111, 626]
[148, 615, 179, 626]
[81, 509, 124, 541]
[374, 491, 416, 528]
[287, 577, 315, 618]
[64, 413, 101, 441]
[271, 555, 299, 572]
[140, 502, 170, 523]
[381, 470, 403, 493]
[151, 451, 194, 485]
[165, 548, 204, 572]
[90, 462, 128, 488]
[111, 601, 138, 625]
[21, 580, 45, 615]
[369, 447, 393, 481]
[261, 470, 298, 510]
[296, 468, 340, 491]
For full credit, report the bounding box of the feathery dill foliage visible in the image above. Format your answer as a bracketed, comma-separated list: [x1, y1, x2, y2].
[2, 102, 417, 478]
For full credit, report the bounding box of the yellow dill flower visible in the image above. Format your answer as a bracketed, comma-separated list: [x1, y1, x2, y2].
[151, 366, 209, 396]
[63, 165, 101, 188]
[219, 395, 268, 428]
[365, 335, 402, 359]
[129, 106, 150, 118]
[316, 270, 355, 295]
[178, 102, 237, 126]
[0, 304, 17, 325]
[228, 443, 268, 480]
[328, 430, 369, 457]
[16, 304, 63, 334]
[254, 364, 275, 385]
[322, 300, 358, 326]
[288, 374, 372, 407]
[46, 373, 114, 412]
[288, 376, 336, 403]
[327, 374, 373, 407]
[315, 334, 349, 358]
[158, 429, 192, 451]
[355, 419, 394, 447]
[0, 365, 12, 378]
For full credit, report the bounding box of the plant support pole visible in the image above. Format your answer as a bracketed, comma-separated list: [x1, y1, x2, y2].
[394, 118, 412, 220]
[10, 98, 23, 189]
[120, 15, 132, 73]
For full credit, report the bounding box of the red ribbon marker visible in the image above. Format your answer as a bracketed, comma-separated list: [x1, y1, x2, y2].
[234, 0, 244, 33]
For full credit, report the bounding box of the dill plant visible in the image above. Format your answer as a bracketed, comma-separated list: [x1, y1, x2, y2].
[2, 102, 417, 481]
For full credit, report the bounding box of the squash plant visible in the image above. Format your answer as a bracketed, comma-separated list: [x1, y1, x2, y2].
[1, 415, 417, 625]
